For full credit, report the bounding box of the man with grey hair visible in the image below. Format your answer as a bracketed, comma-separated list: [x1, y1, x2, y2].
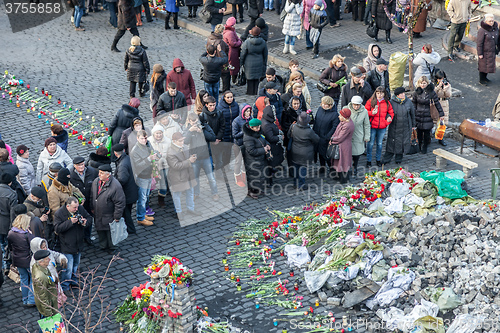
[341, 67, 374, 108]
[91, 164, 126, 252]
[32, 249, 58, 320]
[446, 0, 471, 61]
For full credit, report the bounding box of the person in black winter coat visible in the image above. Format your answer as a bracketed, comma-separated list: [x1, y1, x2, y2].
[313, 96, 339, 169]
[111, 0, 145, 53]
[112, 144, 139, 234]
[281, 96, 302, 147]
[205, 0, 227, 31]
[150, 64, 167, 116]
[240, 27, 268, 95]
[261, 105, 285, 173]
[371, 0, 395, 43]
[243, 119, 271, 198]
[258, 81, 284, 123]
[86, 147, 112, 170]
[217, 91, 240, 144]
[199, 44, 228, 99]
[232, 104, 252, 185]
[412, 77, 444, 154]
[125, 36, 150, 98]
[108, 98, 141, 146]
[199, 96, 228, 175]
[0, 149, 26, 204]
[288, 112, 319, 189]
[54, 197, 92, 291]
[365, 59, 390, 97]
[69, 157, 98, 244]
[119, 116, 150, 154]
[281, 83, 307, 113]
[0, 173, 17, 272]
[319, 55, 348, 104]
[242, 0, 265, 41]
[258, 68, 284, 93]
[157, 82, 188, 124]
[340, 67, 374, 108]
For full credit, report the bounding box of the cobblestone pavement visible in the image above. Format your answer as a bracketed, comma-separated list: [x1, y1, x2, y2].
[0, 6, 499, 333]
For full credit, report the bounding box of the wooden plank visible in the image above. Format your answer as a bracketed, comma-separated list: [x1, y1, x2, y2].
[433, 148, 478, 169]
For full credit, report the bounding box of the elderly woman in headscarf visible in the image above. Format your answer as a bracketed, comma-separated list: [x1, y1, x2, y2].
[330, 108, 355, 183]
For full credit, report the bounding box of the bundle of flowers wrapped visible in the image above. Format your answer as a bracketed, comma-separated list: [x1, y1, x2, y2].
[115, 255, 194, 333]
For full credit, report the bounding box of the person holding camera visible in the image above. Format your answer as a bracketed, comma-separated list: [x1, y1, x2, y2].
[434, 71, 451, 146]
[53, 197, 92, 295]
[166, 132, 201, 221]
[91, 165, 126, 252]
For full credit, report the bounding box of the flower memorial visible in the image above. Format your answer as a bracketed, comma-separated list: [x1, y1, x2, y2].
[0, 71, 110, 148]
[222, 168, 499, 332]
[115, 255, 197, 333]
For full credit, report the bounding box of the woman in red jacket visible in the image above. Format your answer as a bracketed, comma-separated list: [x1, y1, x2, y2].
[365, 86, 394, 167]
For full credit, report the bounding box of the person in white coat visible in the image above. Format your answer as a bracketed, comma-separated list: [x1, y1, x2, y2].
[412, 44, 441, 87]
[36, 138, 73, 185]
[282, 0, 304, 55]
[15, 145, 36, 195]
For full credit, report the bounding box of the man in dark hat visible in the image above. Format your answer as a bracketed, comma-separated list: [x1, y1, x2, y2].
[24, 186, 53, 246]
[366, 58, 390, 96]
[341, 66, 374, 108]
[112, 144, 140, 232]
[70, 156, 98, 245]
[90, 164, 126, 251]
[258, 67, 284, 93]
[258, 81, 284, 122]
[0, 173, 17, 274]
[41, 162, 63, 193]
[32, 249, 58, 318]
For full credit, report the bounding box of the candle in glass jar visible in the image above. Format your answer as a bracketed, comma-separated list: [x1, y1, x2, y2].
[280, 250, 284, 256]
[236, 283, 241, 291]
[273, 319, 278, 326]
[255, 301, 259, 309]
[294, 283, 298, 291]
[222, 258, 227, 264]
[230, 272, 235, 280]
[236, 276, 240, 282]
[224, 264, 229, 271]
[315, 299, 319, 306]
[289, 270, 294, 277]
[235, 239, 240, 245]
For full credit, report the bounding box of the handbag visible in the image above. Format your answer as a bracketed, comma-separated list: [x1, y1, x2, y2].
[326, 141, 340, 160]
[110, 217, 128, 246]
[236, 69, 246, 86]
[316, 81, 331, 93]
[429, 99, 440, 121]
[280, 7, 287, 22]
[105, 136, 113, 156]
[198, 5, 212, 23]
[344, 0, 352, 13]
[366, 20, 377, 38]
[8, 265, 20, 284]
[408, 129, 419, 155]
[176, 0, 185, 6]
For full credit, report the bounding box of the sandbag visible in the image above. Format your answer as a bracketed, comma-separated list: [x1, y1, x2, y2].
[389, 52, 408, 90]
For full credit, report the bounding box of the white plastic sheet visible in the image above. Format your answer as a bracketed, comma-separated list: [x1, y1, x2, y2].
[383, 197, 404, 214]
[284, 245, 311, 268]
[404, 193, 425, 208]
[304, 270, 332, 293]
[446, 314, 485, 333]
[345, 234, 364, 248]
[367, 198, 384, 211]
[376, 300, 439, 332]
[369, 268, 415, 308]
[363, 250, 383, 277]
[390, 182, 411, 199]
[358, 216, 394, 227]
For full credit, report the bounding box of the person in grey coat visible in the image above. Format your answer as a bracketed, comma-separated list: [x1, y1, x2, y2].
[383, 87, 416, 164]
[240, 27, 268, 95]
[90, 164, 126, 251]
[0, 173, 17, 272]
[124, 36, 150, 98]
[288, 112, 319, 190]
[15, 145, 36, 196]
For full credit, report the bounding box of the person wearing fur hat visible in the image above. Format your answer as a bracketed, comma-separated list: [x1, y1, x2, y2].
[47, 168, 85, 220]
[243, 118, 271, 198]
[241, 26, 268, 95]
[348, 95, 370, 177]
[148, 124, 171, 207]
[125, 36, 150, 98]
[150, 64, 167, 116]
[282, 0, 303, 55]
[288, 112, 319, 190]
[109, 97, 141, 146]
[383, 87, 416, 164]
[36, 137, 73, 185]
[223, 17, 243, 84]
[166, 59, 197, 108]
[232, 104, 252, 187]
[330, 108, 355, 183]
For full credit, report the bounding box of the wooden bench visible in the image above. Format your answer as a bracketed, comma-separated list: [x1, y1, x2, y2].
[433, 148, 478, 178]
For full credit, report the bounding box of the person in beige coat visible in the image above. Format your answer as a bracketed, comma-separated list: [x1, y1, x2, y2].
[446, 0, 471, 60]
[434, 70, 451, 146]
[47, 168, 84, 219]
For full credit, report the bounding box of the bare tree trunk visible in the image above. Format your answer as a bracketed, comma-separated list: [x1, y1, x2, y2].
[408, 25, 414, 91]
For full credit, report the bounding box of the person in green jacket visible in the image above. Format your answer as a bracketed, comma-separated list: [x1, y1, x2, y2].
[32, 250, 58, 320]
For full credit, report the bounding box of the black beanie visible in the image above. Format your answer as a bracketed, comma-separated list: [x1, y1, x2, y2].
[57, 168, 71, 186]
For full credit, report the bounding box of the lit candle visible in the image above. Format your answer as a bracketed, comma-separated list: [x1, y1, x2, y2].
[280, 250, 284, 256]
[273, 319, 278, 326]
[289, 270, 294, 277]
[343, 316, 348, 326]
[230, 272, 235, 280]
[236, 283, 241, 291]
[255, 301, 259, 309]
[236, 276, 240, 282]
[224, 264, 229, 271]
[294, 283, 298, 291]
[315, 299, 319, 307]
[235, 239, 240, 245]
[222, 258, 227, 265]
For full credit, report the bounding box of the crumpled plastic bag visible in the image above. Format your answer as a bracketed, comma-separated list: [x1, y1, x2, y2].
[404, 193, 425, 208]
[389, 51, 408, 90]
[424, 287, 462, 312]
[376, 307, 405, 330]
[358, 215, 394, 227]
[376, 299, 439, 332]
[284, 245, 311, 268]
[336, 264, 360, 280]
[413, 316, 445, 333]
[371, 260, 389, 281]
[304, 270, 332, 293]
[369, 268, 415, 308]
[367, 198, 384, 211]
[420, 170, 468, 199]
[362, 250, 383, 278]
[446, 314, 485, 333]
[390, 182, 411, 199]
[383, 197, 404, 214]
[345, 234, 364, 248]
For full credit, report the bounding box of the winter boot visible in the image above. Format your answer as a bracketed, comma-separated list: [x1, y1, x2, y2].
[283, 43, 289, 54]
[158, 195, 165, 207]
[421, 144, 428, 154]
[289, 44, 297, 55]
[173, 12, 180, 29]
[165, 13, 171, 29]
[385, 30, 392, 44]
[111, 40, 121, 52]
[188, 6, 192, 17]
